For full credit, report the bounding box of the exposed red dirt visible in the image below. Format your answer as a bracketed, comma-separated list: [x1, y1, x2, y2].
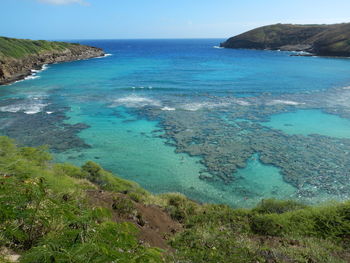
[86, 190, 182, 250]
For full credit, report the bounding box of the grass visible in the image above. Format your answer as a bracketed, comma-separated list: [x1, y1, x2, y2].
[0, 137, 163, 262]
[0, 36, 79, 59]
[0, 135, 350, 262]
[169, 200, 350, 262]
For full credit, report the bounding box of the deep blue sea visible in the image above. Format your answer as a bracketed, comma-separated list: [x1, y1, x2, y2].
[2, 39, 350, 207]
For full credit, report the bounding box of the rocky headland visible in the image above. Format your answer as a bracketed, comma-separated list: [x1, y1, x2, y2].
[220, 23, 350, 57]
[0, 36, 104, 85]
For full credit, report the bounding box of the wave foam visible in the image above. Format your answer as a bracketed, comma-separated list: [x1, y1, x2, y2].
[0, 95, 49, 114]
[96, 54, 113, 59]
[268, 100, 304, 106]
[181, 102, 229, 111]
[161, 106, 176, 111]
[110, 94, 161, 108]
[32, 64, 48, 74]
[24, 75, 40, 81]
[213, 46, 224, 49]
[0, 102, 48, 114]
[234, 99, 251, 106]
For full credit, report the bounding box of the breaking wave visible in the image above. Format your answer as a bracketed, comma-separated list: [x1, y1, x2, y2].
[234, 99, 251, 106]
[267, 100, 304, 106]
[96, 54, 113, 59]
[0, 102, 48, 114]
[110, 94, 161, 108]
[181, 102, 230, 111]
[161, 106, 176, 111]
[24, 75, 40, 81]
[0, 94, 49, 114]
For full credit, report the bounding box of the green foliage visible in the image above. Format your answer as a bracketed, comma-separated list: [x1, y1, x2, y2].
[248, 202, 350, 241]
[170, 229, 259, 263]
[250, 213, 285, 236]
[19, 146, 52, 166]
[186, 204, 251, 233]
[128, 192, 144, 203]
[112, 196, 136, 216]
[169, 204, 258, 262]
[0, 136, 350, 262]
[81, 160, 151, 202]
[161, 193, 200, 223]
[82, 161, 102, 178]
[0, 137, 163, 262]
[0, 36, 76, 59]
[170, 198, 350, 262]
[21, 222, 162, 263]
[54, 163, 86, 179]
[253, 199, 307, 214]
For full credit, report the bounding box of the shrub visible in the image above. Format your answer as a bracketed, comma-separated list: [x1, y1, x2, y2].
[21, 222, 163, 263]
[163, 193, 199, 223]
[0, 138, 164, 262]
[112, 196, 135, 216]
[250, 214, 285, 236]
[54, 163, 86, 179]
[253, 199, 307, 214]
[82, 161, 102, 178]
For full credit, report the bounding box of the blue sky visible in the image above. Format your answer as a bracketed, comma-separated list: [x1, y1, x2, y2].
[1, 0, 350, 40]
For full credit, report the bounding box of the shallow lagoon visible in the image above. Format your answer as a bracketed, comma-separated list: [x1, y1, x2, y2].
[1, 39, 350, 207]
[56, 105, 297, 207]
[262, 109, 350, 138]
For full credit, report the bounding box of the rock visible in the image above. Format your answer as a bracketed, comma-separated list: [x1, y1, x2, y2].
[0, 36, 105, 85]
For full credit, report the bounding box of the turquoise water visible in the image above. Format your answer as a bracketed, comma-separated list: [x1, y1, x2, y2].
[56, 104, 296, 207]
[233, 154, 295, 204]
[1, 39, 350, 206]
[262, 109, 350, 138]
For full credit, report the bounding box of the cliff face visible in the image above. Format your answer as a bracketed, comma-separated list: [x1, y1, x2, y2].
[220, 23, 350, 57]
[0, 37, 105, 85]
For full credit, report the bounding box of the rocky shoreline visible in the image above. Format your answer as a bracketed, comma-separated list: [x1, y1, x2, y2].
[0, 43, 104, 85]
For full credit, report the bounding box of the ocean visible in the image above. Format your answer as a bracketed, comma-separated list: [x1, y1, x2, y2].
[1, 39, 350, 207]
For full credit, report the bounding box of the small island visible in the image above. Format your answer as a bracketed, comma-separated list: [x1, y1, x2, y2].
[220, 23, 350, 57]
[0, 37, 105, 85]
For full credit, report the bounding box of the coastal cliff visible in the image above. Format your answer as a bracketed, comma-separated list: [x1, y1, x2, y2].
[0, 37, 104, 85]
[220, 23, 350, 57]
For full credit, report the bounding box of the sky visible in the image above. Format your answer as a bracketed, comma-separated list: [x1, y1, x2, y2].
[1, 0, 350, 40]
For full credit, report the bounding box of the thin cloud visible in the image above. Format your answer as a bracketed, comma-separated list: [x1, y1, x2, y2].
[38, 0, 89, 5]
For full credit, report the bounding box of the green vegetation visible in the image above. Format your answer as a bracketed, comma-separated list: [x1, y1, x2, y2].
[221, 23, 350, 57]
[170, 201, 350, 262]
[0, 37, 78, 59]
[0, 136, 350, 262]
[0, 137, 161, 262]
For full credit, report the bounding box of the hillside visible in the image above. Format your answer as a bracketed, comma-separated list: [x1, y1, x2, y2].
[1, 136, 350, 262]
[220, 23, 350, 57]
[0, 37, 104, 85]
